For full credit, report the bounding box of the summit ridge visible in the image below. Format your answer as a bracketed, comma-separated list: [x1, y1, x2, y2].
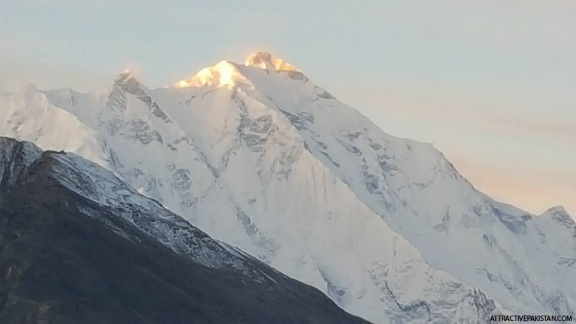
[245, 51, 299, 71]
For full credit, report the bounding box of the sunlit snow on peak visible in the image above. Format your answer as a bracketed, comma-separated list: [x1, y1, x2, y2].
[245, 51, 299, 72]
[174, 60, 247, 88]
[173, 52, 299, 89]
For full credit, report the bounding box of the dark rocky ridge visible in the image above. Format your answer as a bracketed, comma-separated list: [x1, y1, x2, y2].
[0, 137, 367, 324]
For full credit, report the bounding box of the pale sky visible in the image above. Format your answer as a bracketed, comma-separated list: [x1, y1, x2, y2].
[1, 0, 574, 216]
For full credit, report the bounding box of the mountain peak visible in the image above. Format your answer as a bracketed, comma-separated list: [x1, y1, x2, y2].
[172, 52, 298, 89]
[114, 70, 135, 85]
[245, 51, 298, 72]
[541, 205, 572, 220]
[175, 60, 247, 88]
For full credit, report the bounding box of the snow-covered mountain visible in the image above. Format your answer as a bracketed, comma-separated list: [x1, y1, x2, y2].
[1, 51, 574, 322]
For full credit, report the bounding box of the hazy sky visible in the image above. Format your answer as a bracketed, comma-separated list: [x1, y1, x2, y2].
[1, 0, 574, 215]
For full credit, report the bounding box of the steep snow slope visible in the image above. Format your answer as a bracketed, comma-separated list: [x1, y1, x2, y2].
[200, 54, 576, 316]
[41, 73, 248, 241]
[152, 88, 501, 322]
[1, 52, 572, 321]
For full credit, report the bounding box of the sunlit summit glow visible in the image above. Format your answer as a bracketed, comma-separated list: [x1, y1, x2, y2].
[245, 51, 299, 72]
[174, 60, 242, 88]
[174, 51, 298, 89]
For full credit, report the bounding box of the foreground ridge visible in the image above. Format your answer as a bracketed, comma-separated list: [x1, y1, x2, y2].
[0, 137, 366, 323]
